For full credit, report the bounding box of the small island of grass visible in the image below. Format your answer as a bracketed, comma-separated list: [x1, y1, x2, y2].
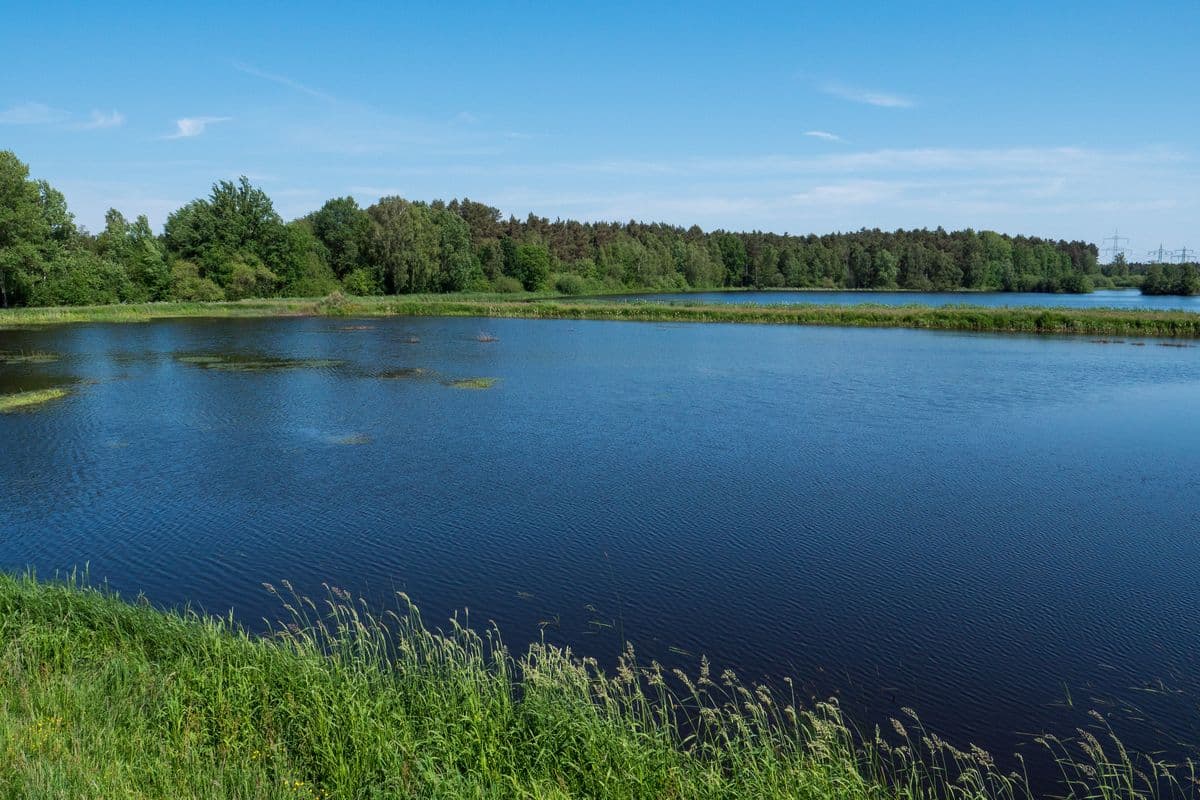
[0, 387, 70, 413]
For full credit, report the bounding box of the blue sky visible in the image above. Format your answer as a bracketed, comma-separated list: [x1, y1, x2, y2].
[2, 1, 1197, 255]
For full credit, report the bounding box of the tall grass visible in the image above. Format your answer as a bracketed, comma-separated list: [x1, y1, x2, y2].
[4, 294, 1200, 338]
[0, 572, 1193, 799]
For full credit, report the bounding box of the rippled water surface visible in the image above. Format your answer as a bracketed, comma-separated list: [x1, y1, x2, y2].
[613, 288, 1200, 311]
[2, 316, 1199, 767]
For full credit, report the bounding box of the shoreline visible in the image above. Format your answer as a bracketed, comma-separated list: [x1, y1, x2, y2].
[0, 571, 1184, 799]
[3, 293, 1200, 338]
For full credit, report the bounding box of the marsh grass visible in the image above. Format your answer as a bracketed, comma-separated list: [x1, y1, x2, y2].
[0, 351, 60, 365]
[175, 353, 344, 372]
[444, 377, 498, 389]
[0, 387, 70, 412]
[0, 572, 1194, 799]
[375, 368, 427, 380]
[5, 294, 1200, 339]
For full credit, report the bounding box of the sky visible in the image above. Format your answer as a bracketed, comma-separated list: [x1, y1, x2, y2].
[2, 1, 1197, 257]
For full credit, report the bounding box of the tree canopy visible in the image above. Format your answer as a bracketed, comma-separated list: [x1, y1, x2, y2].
[0, 149, 1110, 308]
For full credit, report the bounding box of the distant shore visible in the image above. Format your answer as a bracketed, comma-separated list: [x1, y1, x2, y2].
[3, 292, 1200, 338]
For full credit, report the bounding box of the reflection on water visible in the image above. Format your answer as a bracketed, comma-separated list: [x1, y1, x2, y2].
[2, 315, 1199, 771]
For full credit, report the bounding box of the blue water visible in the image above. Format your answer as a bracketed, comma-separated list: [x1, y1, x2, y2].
[611, 288, 1200, 311]
[2, 316, 1199, 772]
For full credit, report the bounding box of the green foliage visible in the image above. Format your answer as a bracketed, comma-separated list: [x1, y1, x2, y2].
[341, 268, 382, 296]
[554, 273, 588, 295]
[0, 573, 1193, 800]
[1142, 263, 1200, 296]
[98, 209, 170, 301]
[513, 242, 551, 290]
[163, 176, 299, 292]
[30, 251, 132, 307]
[308, 196, 370, 278]
[492, 275, 525, 293]
[366, 198, 480, 293]
[0, 147, 1111, 309]
[169, 259, 225, 302]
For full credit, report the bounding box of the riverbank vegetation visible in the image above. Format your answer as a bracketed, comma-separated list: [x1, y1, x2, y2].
[2, 150, 1105, 310]
[1099, 255, 1200, 294]
[5, 294, 1200, 339]
[0, 572, 1192, 799]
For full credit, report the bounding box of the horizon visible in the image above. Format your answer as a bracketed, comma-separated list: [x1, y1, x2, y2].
[2, 1, 1197, 255]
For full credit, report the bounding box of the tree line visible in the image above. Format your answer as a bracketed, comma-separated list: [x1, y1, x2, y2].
[1, 150, 1105, 308]
[1100, 255, 1200, 295]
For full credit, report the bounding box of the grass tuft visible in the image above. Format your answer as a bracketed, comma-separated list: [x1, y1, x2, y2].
[0, 572, 1194, 799]
[0, 387, 70, 412]
[443, 377, 498, 389]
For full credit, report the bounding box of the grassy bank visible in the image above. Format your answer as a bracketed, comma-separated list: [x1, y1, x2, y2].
[0, 387, 70, 413]
[3, 293, 1200, 338]
[0, 573, 1192, 799]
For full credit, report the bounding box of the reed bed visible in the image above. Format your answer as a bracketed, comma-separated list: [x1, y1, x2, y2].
[0, 572, 1193, 799]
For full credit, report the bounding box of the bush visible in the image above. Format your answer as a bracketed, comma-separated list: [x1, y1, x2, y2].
[492, 275, 525, 293]
[30, 252, 133, 307]
[169, 259, 225, 302]
[553, 273, 587, 295]
[341, 268, 381, 296]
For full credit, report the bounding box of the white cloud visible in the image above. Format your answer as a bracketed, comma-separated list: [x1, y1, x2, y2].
[78, 109, 125, 129]
[167, 117, 231, 139]
[233, 61, 338, 103]
[821, 83, 914, 108]
[803, 130, 842, 142]
[0, 102, 70, 125]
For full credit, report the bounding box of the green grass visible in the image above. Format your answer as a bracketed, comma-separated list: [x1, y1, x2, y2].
[444, 377, 498, 390]
[4, 293, 1200, 339]
[175, 353, 345, 372]
[0, 573, 1193, 799]
[0, 387, 70, 412]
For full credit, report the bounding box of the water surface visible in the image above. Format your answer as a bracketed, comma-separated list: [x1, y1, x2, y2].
[2, 316, 1199, 771]
[611, 288, 1200, 311]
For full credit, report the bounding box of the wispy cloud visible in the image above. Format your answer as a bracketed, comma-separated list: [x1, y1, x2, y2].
[803, 130, 842, 142]
[0, 102, 70, 125]
[77, 109, 125, 130]
[167, 117, 231, 139]
[233, 61, 338, 103]
[821, 83, 914, 108]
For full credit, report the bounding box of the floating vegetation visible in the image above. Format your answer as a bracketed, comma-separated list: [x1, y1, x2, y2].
[402, 336, 421, 344]
[1158, 341, 1193, 348]
[0, 351, 60, 365]
[336, 325, 375, 331]
[375, 368, 427, 380]
[476, 332, 499, 342]
[1089, 339, 1126, 345]
[0, 387, 70, 413]
[334, 433, 371, 445]
[175, 353, 343, 372]
[444, 377, 498, 390]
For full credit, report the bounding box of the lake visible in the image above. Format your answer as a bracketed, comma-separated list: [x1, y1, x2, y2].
[2, 315, 1199, 771]
[610, 288, 1200, 311]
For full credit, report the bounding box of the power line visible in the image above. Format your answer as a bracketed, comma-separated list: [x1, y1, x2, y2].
[1101, 229, 1131, 261]
[1147, 243, 1169, 263]
[1171, 246, 1195, 263]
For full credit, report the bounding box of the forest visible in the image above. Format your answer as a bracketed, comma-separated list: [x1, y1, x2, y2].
[2, 150, 1107, 308]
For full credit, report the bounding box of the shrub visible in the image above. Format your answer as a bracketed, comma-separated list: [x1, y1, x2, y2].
[492, 275, 525, 293]
[342, 268, 381, 296]
[554, 273, 587, 295]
